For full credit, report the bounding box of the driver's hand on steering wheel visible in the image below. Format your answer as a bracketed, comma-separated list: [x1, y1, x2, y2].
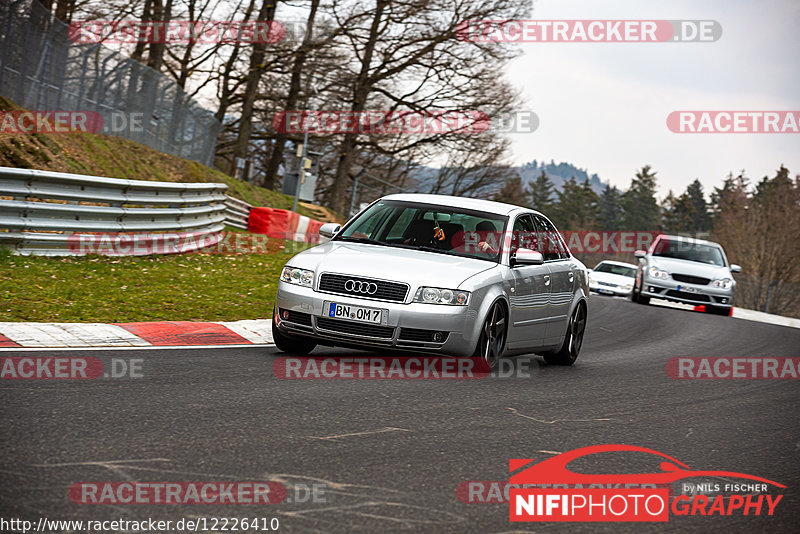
[478, 241, 498, 254]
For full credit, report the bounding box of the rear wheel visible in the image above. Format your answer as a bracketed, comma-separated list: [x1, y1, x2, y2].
[543, 303, 586, 366]
[272, 319, 317, 354]
[472, 301, 507, 371]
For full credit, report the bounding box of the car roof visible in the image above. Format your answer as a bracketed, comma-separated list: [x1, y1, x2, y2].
[595, 260, 638, 269]
[657, 234, 721, 247]
[380, 193, 540, 217]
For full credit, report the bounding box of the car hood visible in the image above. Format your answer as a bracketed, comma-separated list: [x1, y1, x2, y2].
[287, 241, 497, 288]
[650, 256, 731, 279]
[590, 271, 634, 286]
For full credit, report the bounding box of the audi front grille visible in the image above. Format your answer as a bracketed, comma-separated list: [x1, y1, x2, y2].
[318, 273, 409, 302]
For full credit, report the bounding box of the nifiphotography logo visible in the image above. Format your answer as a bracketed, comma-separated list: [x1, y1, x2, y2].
[508, 445, 785, 522]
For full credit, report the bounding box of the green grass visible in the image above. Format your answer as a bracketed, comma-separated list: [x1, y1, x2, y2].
[0, 243, 314, 323]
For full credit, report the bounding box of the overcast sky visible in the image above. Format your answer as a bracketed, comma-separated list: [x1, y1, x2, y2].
[503, 0, 800, 197]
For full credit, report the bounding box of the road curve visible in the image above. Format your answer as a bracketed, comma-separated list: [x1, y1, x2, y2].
[1, 297, 798, 533]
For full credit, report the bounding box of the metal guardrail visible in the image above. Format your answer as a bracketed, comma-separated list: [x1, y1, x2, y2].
[224, 196, 252, 231]
[0, 166, 249, 255]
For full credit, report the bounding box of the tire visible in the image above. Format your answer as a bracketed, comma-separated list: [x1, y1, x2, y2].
[543, 303, 586, 366]
[272, 319, 317, 354]
[472, 301, 507, 371]
[707, 305, 732, 316]
[632, 276, 650, 305]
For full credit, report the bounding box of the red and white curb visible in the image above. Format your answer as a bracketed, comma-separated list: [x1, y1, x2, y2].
[1, 304, 797, 350]
[0, 319, 274, 349]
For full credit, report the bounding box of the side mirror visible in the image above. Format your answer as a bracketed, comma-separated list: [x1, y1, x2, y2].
[512, 248, 544, 266]
[634, 250, 647, 259]
[730, 264, 741, 273]
[319, 222, 341, 238]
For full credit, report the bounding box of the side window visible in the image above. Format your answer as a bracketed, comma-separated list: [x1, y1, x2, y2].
[533, 215, 564, 261]
[511, 214, 535, 254]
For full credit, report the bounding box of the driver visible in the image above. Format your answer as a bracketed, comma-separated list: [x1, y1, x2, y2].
[475, 220, 499, 254]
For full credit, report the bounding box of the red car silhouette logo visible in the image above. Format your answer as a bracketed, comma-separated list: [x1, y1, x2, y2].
[510, 444, 785, 488]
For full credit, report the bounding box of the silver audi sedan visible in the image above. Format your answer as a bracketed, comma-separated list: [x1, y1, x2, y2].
[272, 194, 590, 367]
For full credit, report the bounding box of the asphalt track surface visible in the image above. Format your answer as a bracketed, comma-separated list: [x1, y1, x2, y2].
[2, 297, 799, 533]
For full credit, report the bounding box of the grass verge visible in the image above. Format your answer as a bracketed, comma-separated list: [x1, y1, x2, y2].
[0, 242, 313, 323]
[0, 96, 337, 220]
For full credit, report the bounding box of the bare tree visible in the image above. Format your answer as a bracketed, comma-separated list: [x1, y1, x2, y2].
[229, 0, 278, 176]
[322, 0, 528, 213]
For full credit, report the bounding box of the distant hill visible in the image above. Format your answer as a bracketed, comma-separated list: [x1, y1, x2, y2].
[411, 159, 607, 198]
[517, 159, 605, 196]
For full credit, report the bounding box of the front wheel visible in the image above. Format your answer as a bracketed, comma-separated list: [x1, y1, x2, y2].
[632, 276, 650, 305]
[272, 319, 317, 354]
[472, 301, 507, 371]
[543, 303, 586, 366]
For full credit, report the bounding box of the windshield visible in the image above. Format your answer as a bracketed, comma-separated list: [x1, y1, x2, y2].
[594, 263, 636, 278]
[336, 200, 508, 262]
[652, 239, 726, 266]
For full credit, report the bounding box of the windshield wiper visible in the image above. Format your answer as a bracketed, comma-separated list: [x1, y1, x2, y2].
[335, 236, 392, 247]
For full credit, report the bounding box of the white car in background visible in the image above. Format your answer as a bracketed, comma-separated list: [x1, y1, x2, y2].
[588, 260, 637, 296]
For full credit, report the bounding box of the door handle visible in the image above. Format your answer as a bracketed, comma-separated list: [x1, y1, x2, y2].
[544, 275, 551, 286]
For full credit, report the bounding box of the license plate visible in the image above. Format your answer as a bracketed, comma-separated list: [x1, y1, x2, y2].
[326, 302, 386, 324]
[598, 288, 615, 295]
[677, 285, 700, 293]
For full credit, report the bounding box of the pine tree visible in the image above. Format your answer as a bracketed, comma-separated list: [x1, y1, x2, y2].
[597, 183, 622, 230]
[684, 179, 711, 232]
[621, 165, 660, 230]
[492, 176, 530, 207]
[529, 170, 555, 212]
[551, 177, 598, 230]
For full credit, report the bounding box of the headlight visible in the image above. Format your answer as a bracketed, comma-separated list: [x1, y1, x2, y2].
[712, 278, 733, 289]
[621, 283, 633, 290]
[648, 266, 669, 279]
[281, 266, 314, 287]
[414, 287, 470, 305]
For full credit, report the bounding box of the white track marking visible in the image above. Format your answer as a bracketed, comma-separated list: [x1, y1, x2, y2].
[310, 427, 412, 441]
[216, 319, 273, 344]
[731, 308, 800, 329]
[58, 323, 150, 346]
[0, 323, 73, 347]
[0, 322, 149, 347]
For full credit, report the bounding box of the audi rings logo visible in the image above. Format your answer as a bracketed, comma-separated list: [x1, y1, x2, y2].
[344, 279, 378, 294]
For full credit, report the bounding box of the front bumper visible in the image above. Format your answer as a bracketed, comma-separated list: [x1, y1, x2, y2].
[641, 275, 734, 307]
[274, 281, 478, 356]
[589, 282, 633, 297]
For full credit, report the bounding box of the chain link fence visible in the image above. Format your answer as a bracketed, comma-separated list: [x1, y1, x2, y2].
[0, 0, 220, 166]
